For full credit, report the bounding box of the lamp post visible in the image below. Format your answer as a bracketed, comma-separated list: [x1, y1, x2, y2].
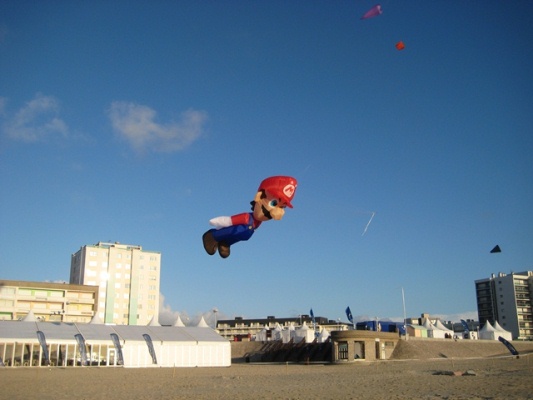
[212, 308, 218, 330]
[402, 287, 408, 340]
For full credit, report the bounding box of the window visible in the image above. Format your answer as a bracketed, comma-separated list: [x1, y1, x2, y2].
[116, 253, 122, 259]
[0, 287, 15, 296]
[338, 342, 348, 360]
[89, 251, 97, 256]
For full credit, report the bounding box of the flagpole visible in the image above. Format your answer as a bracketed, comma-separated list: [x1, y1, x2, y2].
[402, 287, 408, 341]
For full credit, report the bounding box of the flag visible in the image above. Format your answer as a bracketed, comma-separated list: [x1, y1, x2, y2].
[75, 334, 88, 366]
[310, 308, 315, 324]
[498, 336, 519, 356]
[36, 331, 50, 366]
[143, 334, 158, 365]
[345, 307, 353, 323]
[460, 319, 469, 334]
[110, 333, 124, 365]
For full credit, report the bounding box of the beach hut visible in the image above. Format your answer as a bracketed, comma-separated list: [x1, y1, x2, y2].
[406, 324, 427, 338]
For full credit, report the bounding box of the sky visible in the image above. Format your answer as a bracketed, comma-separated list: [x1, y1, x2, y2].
[1, 1, 532, 327]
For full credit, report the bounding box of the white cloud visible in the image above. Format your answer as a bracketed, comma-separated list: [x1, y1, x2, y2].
[2, 93, 69, 142]
[108, 101, 207, 153]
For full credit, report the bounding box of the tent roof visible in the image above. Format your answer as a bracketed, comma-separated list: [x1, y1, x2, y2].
[480, 321, 496, 332]
[433, 320, 453, 332]
[422, 319, 436, 329]
[22, 310, 37, 322]
[493, 321, 509, 332]
[0, 320, 227, 344]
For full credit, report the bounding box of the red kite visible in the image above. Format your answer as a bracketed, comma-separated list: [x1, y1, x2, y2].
[395, 41, 405, 51]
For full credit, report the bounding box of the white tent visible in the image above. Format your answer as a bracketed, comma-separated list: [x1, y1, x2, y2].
[0, 320, 230, 368]
[491, 321, 513, 341]
[493, 321, 513, 341]
[255, 328, 268, 342]
[479, 320, 498, 340]
[271, 323, 282, 341]
[434, 320, 453, 334]
[281, 323, 295, 344]
[294, 322, 315, 343]
[477, 320, 514, 342]
[422, 319, 446, 339]
[317, 327, 330, 343]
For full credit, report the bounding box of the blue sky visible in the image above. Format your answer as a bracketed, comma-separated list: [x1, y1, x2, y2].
[1, 1, 532, 326]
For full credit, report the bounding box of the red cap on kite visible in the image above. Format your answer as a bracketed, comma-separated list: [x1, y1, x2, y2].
[258, 176, 297, 208]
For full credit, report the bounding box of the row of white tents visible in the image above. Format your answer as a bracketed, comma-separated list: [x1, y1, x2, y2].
[0, 311, 230, 368]
[255, 322, 330, 343]
[418, 319, 513, 341]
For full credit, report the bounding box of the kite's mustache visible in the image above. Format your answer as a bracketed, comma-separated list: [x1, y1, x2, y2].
[261, 205, 272, 220]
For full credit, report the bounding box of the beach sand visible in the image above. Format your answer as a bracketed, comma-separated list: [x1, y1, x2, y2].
[2, 355, 532, 400]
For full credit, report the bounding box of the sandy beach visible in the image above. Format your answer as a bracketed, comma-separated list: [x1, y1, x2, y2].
[2, 354, 532, 400]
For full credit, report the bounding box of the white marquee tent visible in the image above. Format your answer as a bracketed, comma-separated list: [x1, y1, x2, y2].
[294, 322, 316, 343]
[422, 319, 446, 339]
[493, 321, 513, 341]
[0, 319, 230, 368]
[479, 320, 513, 341]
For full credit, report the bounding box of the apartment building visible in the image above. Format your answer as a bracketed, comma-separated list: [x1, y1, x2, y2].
[70, 242, 161, 326]
[0, 280, 98, 323]
[475, 270, 533, 340]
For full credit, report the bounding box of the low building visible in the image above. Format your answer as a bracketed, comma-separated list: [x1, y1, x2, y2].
[331, 330, 399, 362]
[216, 315, 350, 341]
[0, 280, 98, 323]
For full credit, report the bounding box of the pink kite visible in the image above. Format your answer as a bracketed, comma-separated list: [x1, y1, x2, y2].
[361, 4, 382, 20]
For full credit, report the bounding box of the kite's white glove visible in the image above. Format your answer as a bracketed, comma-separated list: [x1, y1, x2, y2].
[209, 216, 233, 228]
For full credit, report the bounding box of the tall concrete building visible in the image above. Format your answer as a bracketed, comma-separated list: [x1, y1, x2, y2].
[70, 242, 161, 326]
[475, 270, 533, 340]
